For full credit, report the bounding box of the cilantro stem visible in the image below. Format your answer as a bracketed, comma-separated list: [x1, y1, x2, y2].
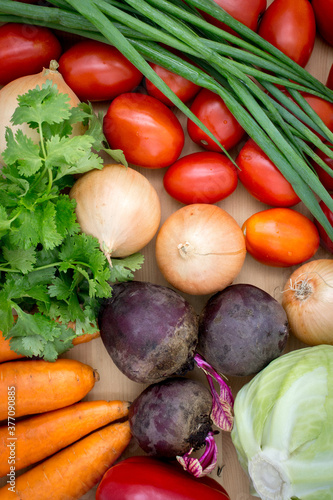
[46, 168, 53, 196]
[39, 121, 47, 158]
[0, 260, 101, 274]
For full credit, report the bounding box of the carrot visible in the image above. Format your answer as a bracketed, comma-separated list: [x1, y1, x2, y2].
[0, 399, 130, 477]
[0, 359, 99, 421]
[0, 323, 100, 364]
[71, 330, 100, 345]
[0, 420, 132, 500]
[0, 333, 24, 363]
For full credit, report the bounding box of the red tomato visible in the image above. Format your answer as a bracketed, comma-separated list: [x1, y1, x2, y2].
[258, 0, 316, 67]
[279, 89, 333, 138]
[200, 0, 267, 34]
[315, 195, 333, 253]
[58, 40, 142, 102]
[103, 93, 185, 169]
[145, 62, 201, 107]
[163, 151, 238, 204]
[236, 139, 301, 206]
[302, 93, 333, 133]
[312, 0, 333, 47]
[187, 89, 245, 152]
[0, 23, 62, 86]
[242, 208, 320, 267]
[96, 456, 230, 500]
[311, 142, 333, 191]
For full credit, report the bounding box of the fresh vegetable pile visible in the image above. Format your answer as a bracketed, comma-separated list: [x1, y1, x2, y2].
[0, 81, 149, 361]
[2, 0, 333, 237]
[1, 0, 333, 499]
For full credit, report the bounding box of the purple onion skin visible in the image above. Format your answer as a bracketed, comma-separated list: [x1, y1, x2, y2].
[198, 284, 289, 377]
[98, 281, 199, 384]
[129, 377, 213, 458]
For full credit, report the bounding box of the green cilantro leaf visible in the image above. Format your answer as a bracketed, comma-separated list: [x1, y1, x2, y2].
[9, 208, 41, 249]
[54, 195, 80, 238]
[104, 148, 128, 166]
[0, 291, 16, 334]
[45, 134, 104, 178]
[10, 202, 63, 250]
[109, 253, 145, 282]
[0, 205, 12, 238]
[2, 128, 42, 177]
[2, 246, 36, 274]
[38, 202, 64, 250]
[11, 80, 71, 127]
[79, 102, 128, 166]
[58, 233, 111, 298]
[79, 103, 106, 151]
[8, 311, 75, 361]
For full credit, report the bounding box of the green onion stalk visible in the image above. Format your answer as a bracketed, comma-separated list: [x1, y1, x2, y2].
[1, 0, 333, 239]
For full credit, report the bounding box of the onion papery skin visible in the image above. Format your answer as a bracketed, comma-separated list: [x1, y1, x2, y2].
[155, 204, 246, 295]
[70, 163, 161, 262]
[282, 259, 333, 346]
[0, 63, 86, 166]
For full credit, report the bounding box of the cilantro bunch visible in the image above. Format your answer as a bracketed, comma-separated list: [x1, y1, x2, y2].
[0, 80, 143, 361]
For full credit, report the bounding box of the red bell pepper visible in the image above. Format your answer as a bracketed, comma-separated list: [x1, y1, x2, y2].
[96, 456, 230, 500]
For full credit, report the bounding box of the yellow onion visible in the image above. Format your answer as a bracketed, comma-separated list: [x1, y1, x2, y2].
[70, 163, 161, 264]
[282, 259, 333, 345]
[0, 60, 86, 166]
[155, 204, 246, 295]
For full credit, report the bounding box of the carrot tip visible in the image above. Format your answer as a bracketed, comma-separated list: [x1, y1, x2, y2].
[93, 369, 100, 382]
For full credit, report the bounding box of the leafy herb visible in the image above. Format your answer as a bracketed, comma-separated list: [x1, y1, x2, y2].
[0, 80, 142, 361]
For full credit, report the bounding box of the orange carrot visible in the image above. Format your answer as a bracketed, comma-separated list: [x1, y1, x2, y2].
[0, 333, 24, 363]
[71, 330, 100, 345]
[0, 420, 132, 500]
[0, 399, 130, 477]
[0, 323, 100, 364]
[0, 359, 99, 421]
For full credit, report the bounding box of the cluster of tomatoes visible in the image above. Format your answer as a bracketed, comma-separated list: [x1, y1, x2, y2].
[1, 0, 333, 268]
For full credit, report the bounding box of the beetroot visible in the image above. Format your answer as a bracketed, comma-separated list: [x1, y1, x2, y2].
[129, 377, 217, 476]
[198, 284, 289, 377]
[98, 281, 199, 383]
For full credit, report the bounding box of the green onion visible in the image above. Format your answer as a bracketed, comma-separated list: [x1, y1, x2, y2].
[1, 0, 333, 240]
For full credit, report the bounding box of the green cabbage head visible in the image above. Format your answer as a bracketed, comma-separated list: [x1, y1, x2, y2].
[231, 345, 333, 500]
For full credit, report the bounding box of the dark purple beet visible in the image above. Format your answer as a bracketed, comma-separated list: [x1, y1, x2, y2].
[198, 284, 289, 377]
[98, 281, 199, 383]
[129, 377, 213, 458]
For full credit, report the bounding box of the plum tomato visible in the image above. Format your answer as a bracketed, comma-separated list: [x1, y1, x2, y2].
[310, 142, 333, 191]
[187, 89, 245, 152]
[280, 90, 333, 138]
[302, 93, 333, 134]
[163, 151, 238, 204]
[312, 0, 333, 47]
[236, 138, 300, 206]
[258, 0, 316, 67]
[145, 62, 201, 106]
[103, 93, 185, 169]
[0, 23, 62, 86]
[200, 0, 267, 34]
[314, 195, 333, 253]
[96, 456, 230, 500]
[242, 208, 320, 267]
[58, 40, 143, 102]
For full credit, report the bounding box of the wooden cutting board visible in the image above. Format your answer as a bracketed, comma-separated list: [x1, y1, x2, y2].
[1, 1, 333, 498]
